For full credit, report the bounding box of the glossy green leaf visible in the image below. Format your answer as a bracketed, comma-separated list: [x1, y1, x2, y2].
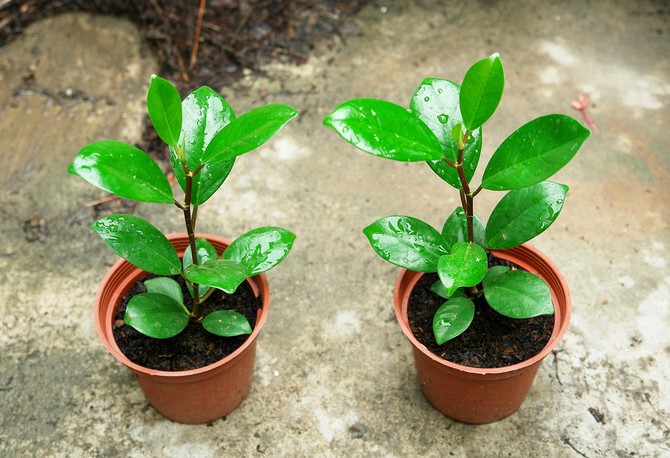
[441, 206, 486, 249]
[202, 311, 252, 337]
[183, 259, 248, 294]
[324, 98, 444, 162]
[124, 293, 189, 339]
[483, 265, 509, 284]
[91, 215, 181, 275]
[363, 216, 449, 272]
[432, 297, 475, 345]
[203, 104, 297, 164]
[69, 140, 173, 204]
[437, 242, 488, 296]
[483, 269, 554, 318]
[482, 114, 591, 190]
[170, 86, 236, 205]
[410, 79, 482, 188]
[144, 277, 184, 306]
[486, 181, 568, 249]
[183, 237, 219, 299]
[430, 281, 465, 300]
[183, 238, 219, 269]
[222, 226, 296, 276]
[459, 53, 504, 131]
[147, 75, 182, 146]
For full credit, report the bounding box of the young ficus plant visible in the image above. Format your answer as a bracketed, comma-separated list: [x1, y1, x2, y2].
[324, 53, 590, 345]
[70, 75, 297, 339]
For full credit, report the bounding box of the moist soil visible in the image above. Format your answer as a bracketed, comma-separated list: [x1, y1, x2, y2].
[113, 275, 262, 371]
[407, 254, 554, 368]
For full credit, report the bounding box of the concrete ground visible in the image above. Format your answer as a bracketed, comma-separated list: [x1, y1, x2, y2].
[1, 1, 669, 456]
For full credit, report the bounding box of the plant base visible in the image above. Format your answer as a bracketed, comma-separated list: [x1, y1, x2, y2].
[394, 244, 571, 424]
[94, 233, 271, 424]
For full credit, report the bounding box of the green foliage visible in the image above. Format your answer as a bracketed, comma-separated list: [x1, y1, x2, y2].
[324, 53, 589, 345]
[70, 76, 296, 341]
[362, 216, 449, 272]
[323, 98, 444, 162]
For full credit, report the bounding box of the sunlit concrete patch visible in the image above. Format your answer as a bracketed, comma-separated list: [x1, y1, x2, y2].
[312, 406, 358, 443]
[322, 310, 362, 341]
[539, 40, 578, 66]
[642, 241, 667, 269]
[636, 276, 670, 352]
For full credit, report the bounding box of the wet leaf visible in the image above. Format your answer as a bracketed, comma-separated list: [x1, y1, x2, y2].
[202, 310, 252, 337]
[69, 140, 173, 204]
[483, 269, 554, 318]
[170, 86, 236, 205]
[324, 98, 444, 162]
[460, 53, 504, 131]
[432, 297, 475, 345]
[91, 214, 181, 275]
[222, 226, 296, 276]
[124, 293, 189, 339]
[410, 78, 482, 188]
[441, 206, 486, 249]
[144, 277, 184, 306]
[431, 281, 465, 300]
[203, 104, 297, 163]
[482, 114, 590, 190]
[147, 75, 182, 146]
[183, 237, 219, 299]
[183, 259, 248, 294]
[363, 216, 449, 272]
[437, 242, 488, 296]
[486, 181, 568, 249]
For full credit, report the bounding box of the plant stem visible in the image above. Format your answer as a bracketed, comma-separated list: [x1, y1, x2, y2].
[181, 165, 202, 318]
[455, 130, 474, 243]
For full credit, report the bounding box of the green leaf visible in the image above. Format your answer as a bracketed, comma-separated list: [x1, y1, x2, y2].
[183, 238, 219, 299]
[183, 259, 249, 294]
[410, 79, 482, 188]
[144, 277, 184, 306]
[481, 114, 591, 190]
[483, 265, 509, 284]
[69, 140, 173, 204]
[147, 75, 182, 146]
[483, 269, 554, 318]
[124, 293, 189, 339]
[203, 104, 297, 164]
[202, 311, 252, 337]
[441, 206, 485, 249]
[91, 215, 181, 275]
[459, 53, 504, 131]
[183, 238, 219, 269]
[430, 281, 465, 300]
[222, 226, 296, 276]
[485, 181, 569, 249]
[432, 297, 475, 345]
[437, 242, 488, 296]
[323, 98, 444, 162]
[170, 86, 236, 205]
[363, 216, 449, 272]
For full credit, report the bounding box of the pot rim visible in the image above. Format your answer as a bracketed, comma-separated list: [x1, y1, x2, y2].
[94, 232, 270, 379]
[394, 243, 571, 377]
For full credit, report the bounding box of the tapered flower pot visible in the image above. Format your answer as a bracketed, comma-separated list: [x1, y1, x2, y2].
[94, 233, 270, 424]
[394, 244, 571, 424]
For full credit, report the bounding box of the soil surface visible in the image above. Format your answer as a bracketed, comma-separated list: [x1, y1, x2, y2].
[113, 275, 262, 371]
[407, 255, 554, 368]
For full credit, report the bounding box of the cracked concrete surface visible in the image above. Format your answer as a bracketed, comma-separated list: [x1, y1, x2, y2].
[1, 1, 669, 456]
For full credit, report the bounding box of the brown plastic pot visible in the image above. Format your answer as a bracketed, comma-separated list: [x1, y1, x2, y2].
[94, 233, 270, 424]
[394, 243, 571, 424]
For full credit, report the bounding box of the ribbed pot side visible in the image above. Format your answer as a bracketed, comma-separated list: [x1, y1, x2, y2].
[394, 244, 571, 424]
[94, 233, 271, 424]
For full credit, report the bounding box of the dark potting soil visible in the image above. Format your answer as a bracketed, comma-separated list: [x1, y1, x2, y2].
[407, 254, 554, 368]
[113, 275, 262, 372]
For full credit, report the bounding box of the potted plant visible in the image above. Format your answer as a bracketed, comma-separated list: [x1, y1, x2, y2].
[323, 53, 590, 423]
[69, 75, 297, 424]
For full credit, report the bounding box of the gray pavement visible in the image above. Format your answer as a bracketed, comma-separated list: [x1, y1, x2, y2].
[1, 1, 669, 456]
